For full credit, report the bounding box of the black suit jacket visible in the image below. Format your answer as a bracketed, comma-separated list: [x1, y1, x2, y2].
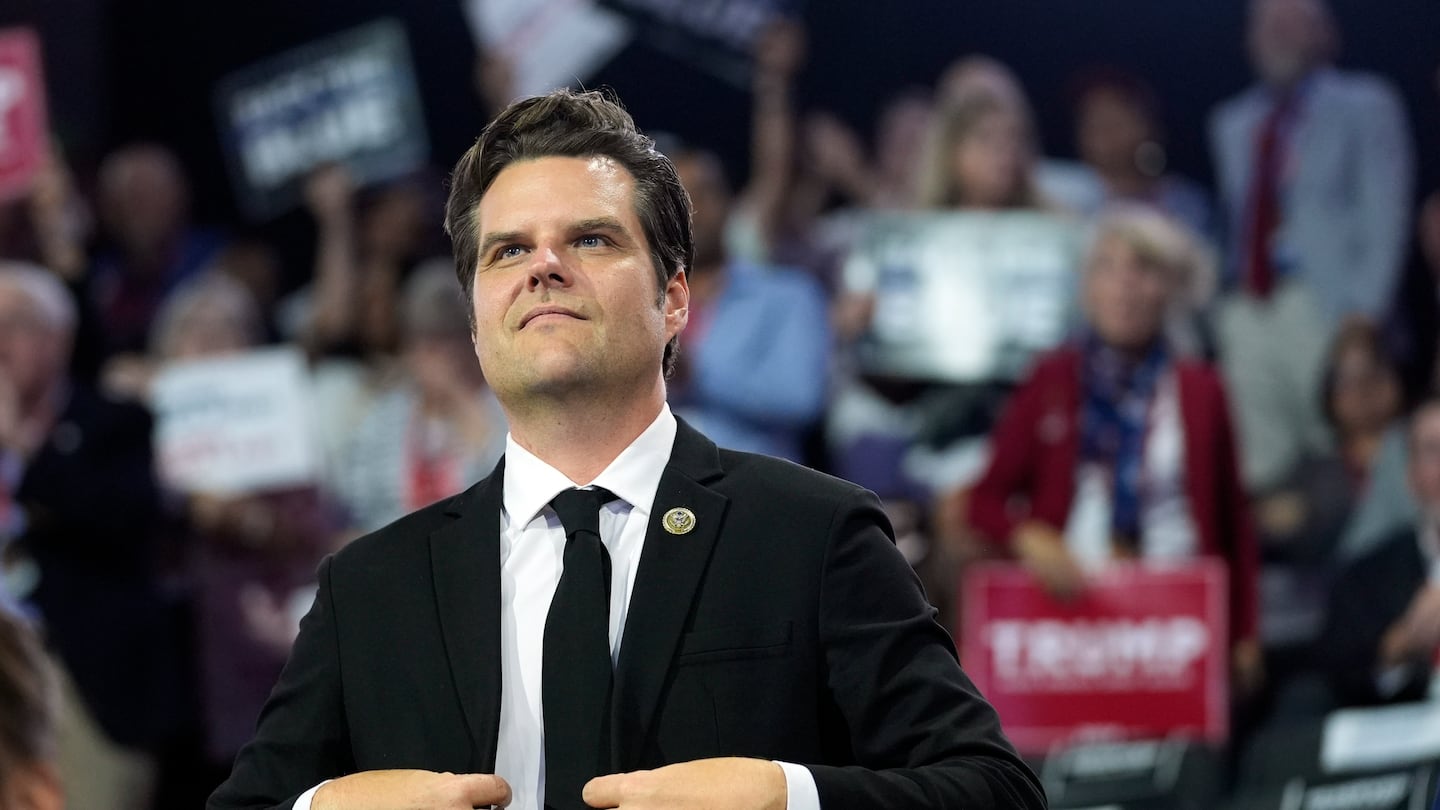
[1323, 527, 1432, 706]
[209, 421, 1044, 809]
[18, 383, 182, 748]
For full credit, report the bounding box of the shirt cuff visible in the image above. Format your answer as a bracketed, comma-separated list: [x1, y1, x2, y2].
[292, 780, 330, 810]
[775, 760, 820, 810]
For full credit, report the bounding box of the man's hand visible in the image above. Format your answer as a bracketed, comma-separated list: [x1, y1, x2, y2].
[583, 757, 787, 810]
[313, 769, 511, 810]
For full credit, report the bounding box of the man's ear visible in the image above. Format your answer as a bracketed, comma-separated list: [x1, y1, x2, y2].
[664, 269, 690, 339]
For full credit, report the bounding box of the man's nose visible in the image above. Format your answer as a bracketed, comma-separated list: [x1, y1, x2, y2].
[526, 246, 574, 291]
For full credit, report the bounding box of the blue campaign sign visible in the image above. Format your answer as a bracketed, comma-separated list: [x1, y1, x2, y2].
[214, 19, 429, 220]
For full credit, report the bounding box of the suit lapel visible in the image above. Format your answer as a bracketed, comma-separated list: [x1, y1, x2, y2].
[430, 461, 505, 771]
[611, 420, 727, 770]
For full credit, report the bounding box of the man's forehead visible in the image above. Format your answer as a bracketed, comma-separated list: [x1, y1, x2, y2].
[475, 155, 638, 230]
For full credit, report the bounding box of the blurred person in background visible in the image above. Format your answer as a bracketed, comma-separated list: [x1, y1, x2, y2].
[142, 273, 345, 786]
[88, 144, 225, 364]
[912, 90, 1046, 212]
[663, 145, 830, 463]
[1069, 69, 1215, 241]
[1251, 320, 1413, 719]
[1325, 395, 1440, 706]
[0, 261, 171, 810]
[0, 607, 63, 810]
[801, 91, 933, 213]
[937, 55, 1095, 212]
[336, 259, 507, 533]
[1209, 0, 1414, 492]
[1259, 321, 1415, 568]
[962, 205, 1261, 690]
[827, 71, 1060, 588]
[282, 164, 444, 363]
[832, 80, 1052, 346]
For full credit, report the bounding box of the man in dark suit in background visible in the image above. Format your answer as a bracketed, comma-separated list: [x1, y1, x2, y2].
[0, 261, 179, 809]
[210, 89, 1043, 810]
[1326, 394, 1440, 706]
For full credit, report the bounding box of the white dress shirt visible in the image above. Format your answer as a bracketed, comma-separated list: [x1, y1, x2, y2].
[294, 405, 818, 810]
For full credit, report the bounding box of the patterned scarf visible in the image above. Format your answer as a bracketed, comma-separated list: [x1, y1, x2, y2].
[1078, 332, 1170, 549]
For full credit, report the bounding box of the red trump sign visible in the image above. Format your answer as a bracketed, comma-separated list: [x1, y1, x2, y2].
[0, 28, 47, 203]
[959, 561, 1228, 755]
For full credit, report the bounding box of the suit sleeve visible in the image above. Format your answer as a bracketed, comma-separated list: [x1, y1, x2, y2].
[1323, 545, 1429, 706]
[1346, 80, 1413, 319]
[208, 556, 355, 810]
[806, 490, 1046, 809]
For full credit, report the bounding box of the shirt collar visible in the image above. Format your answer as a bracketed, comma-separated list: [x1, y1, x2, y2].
[502, 404, 678, 528]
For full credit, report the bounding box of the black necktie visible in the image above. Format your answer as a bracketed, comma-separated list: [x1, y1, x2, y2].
[543, 487, 617, 810]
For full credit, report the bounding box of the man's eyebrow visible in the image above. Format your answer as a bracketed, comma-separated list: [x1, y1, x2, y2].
[477, 230, 525, 261]
[571, 217, 629, 236]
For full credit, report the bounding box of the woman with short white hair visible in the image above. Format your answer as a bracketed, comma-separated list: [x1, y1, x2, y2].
[964, 204, 1261, 692]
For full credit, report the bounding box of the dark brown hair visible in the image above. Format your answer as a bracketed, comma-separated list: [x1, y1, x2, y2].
[444, 88, 693, 376]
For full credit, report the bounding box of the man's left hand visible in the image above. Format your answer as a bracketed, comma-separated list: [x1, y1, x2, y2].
[583, 757, 788, 810]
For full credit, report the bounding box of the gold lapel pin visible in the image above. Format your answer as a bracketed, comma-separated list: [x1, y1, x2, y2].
[662, 507, 697, 535]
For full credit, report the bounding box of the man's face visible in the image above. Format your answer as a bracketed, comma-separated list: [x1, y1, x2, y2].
[1248, 0, 1330, 86]
[0, 286, 65, 403]
[468, 156, 688, 406]
[1410, 405, 1440, 511]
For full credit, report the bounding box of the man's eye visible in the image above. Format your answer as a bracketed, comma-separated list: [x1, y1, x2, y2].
[577, 235, 607, 248]
[498, 245, 525, 259]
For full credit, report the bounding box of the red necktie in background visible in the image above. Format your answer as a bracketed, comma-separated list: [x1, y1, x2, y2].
[1242, 94, 1296, 300]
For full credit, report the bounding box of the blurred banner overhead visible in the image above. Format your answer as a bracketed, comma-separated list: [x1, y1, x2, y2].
[213, 19, 429, 221]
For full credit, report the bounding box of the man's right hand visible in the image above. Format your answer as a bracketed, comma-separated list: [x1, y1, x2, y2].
[313, 770, 511, 810]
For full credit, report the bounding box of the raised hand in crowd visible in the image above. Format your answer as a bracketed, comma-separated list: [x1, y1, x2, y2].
[1381, 584, 1440, 670]
[803, 112, 876, 206]
[302, 164, 361, 353]
[26, 147, 90, 283]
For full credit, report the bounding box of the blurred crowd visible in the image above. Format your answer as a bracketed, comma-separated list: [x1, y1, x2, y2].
[1, 0, 1439, 806]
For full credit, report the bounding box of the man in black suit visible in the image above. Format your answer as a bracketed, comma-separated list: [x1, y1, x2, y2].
[1325, 395, 1440, 706]
[0, 261, 179, 808]
[210, 89, 1043, 810]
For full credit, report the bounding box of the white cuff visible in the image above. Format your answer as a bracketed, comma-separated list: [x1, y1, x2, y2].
[292, 780, 330, 810]
[775, 760, 820, 810]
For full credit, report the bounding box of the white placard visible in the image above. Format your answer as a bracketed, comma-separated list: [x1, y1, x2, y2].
[464, 0, 632, 100]
[152, 347, 320, 495]
[843, 211, 1081, 383]
[1321, 702, 1440, 773]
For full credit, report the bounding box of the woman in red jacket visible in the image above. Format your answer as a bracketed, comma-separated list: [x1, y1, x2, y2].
[965, 204, 1262, 690]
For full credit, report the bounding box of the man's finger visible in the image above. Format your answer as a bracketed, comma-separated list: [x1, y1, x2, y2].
[582, 772, 634, 807]
[458, 773, 512, 807]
